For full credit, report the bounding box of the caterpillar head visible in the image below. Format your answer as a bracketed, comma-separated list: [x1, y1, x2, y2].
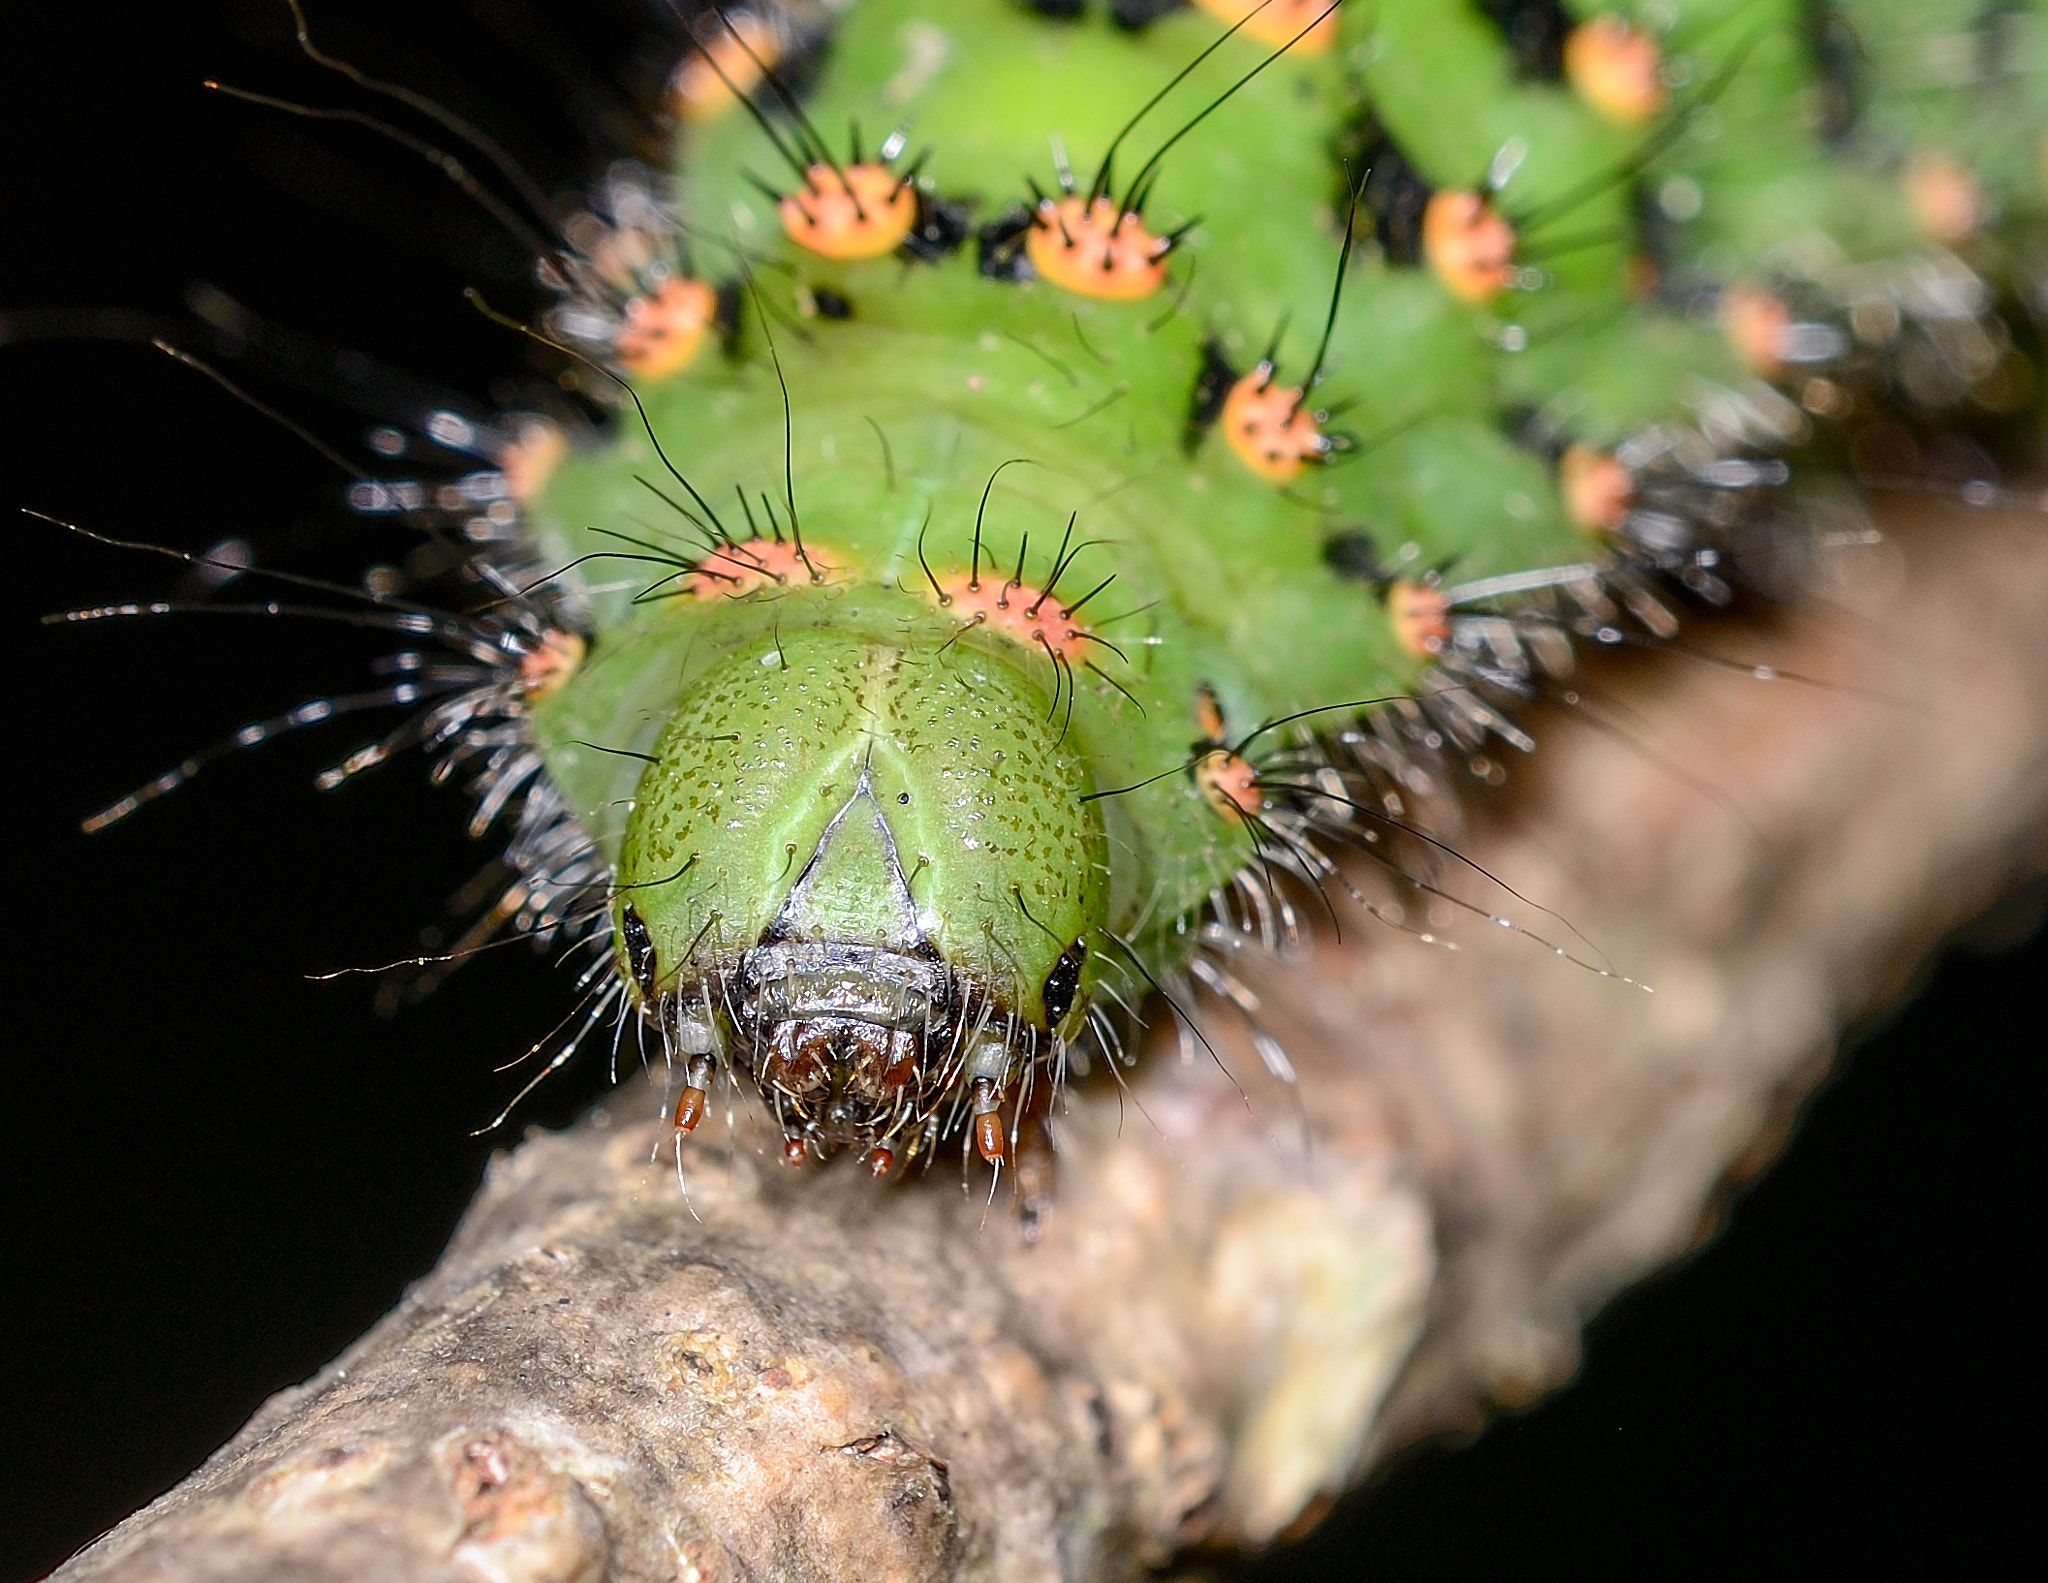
[616, 621, 1107, 1173]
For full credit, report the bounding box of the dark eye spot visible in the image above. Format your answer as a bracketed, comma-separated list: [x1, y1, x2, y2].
[621, 903, 658, 999]
[812, 287, 853, 319]
[897, 791, 911, 804]
[1042, 940, 1086, 1028]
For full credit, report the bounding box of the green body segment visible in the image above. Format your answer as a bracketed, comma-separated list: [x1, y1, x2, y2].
[510, 0, 2045, 1149]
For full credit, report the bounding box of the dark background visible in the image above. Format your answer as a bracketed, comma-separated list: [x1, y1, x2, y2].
[4, 3, 2041, 1578]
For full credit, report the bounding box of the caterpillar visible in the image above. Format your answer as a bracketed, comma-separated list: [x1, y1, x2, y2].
[11, 0, 2044, 1573]
[375, 0, 2038, 1191]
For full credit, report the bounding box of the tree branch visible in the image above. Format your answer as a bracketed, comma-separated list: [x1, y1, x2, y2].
[54, 498, 2048, 1581]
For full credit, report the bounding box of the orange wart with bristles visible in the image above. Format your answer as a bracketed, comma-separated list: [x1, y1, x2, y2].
[1422, 189, 1519, 304]
[1188, 685, 1263, 822]
[685, 9, 930, 265]
[1193, 746, 1264, 821]
[1193, 0, 1339, 52]
[1721, 280, 1793, 377]
[612, 276, 719, 379]
[681, 536, 832, 599]
[1220, 370, 1330, 483]
[494, 417, 567, 504]
[913, 494, 1135, 738]
[517, 630, 586, 700]
[542, 165, 721, 381]
[1559, 443, 1634, 534]
[1026, 195, 1173, 300]
[1387, 578, 1452, 659]
[1903, 150, 1984, 243]
[934, 566, 1098, 660]
[669, 8, 784, 123]
[1194, 177, 1361, 482]
[1563, 14, 1667, 127]
[779, 163, 919, 260]
[1003, 2, 1339, 299]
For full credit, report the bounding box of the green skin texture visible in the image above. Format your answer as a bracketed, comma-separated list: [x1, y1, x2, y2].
[519, 0, 2045, 1106]
[620, 612, 1107, 1031]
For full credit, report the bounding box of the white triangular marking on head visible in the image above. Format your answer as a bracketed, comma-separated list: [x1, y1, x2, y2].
[768, 762, 926, 952]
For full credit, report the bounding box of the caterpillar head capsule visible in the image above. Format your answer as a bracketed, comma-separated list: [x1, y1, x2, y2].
[615, 620, 1107, 1170]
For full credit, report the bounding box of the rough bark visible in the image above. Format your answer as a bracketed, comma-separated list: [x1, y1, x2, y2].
[53, 497, 2048, 1582]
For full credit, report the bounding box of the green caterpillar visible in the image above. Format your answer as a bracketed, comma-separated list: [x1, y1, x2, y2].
[63, 0, 2048, 1190]
[469, 0, 2038, 1185]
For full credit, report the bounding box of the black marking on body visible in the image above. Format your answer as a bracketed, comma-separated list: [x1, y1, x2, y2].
[622, 902, 659, 999]
[1110, 0, 1191, 30]
[1042, 940, 1086, 1027]
[1474, 0, 1573, 80]
[1184, 337, 1237, 453]
[1337, 113, 1433, 267]
[715, 278, 745, 354]
[903, 190, 975, 263]
[976, 205, 1038, 282]
[1323, 528, 1391, 586]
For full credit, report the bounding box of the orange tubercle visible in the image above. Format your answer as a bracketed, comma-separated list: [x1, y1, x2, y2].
[683, 537, 830, 599]
[669, 13, 781, 124]
[779, 163, 917, 261]
[1194, 748, 1263, 822]
[1192, 0, 1339, 51]
[614, 276, 718, 380]
[1722, 281, 1791, 377]
[935, 572, 1089, 660]
[1422, 190, 1518, 305]
[1564, 15, 1667, 126]
[1559, 444, 1634, 534]
[518, 629, 587, 699]
[1220, 370, 1330, 484]
[1388, 579, 1451, 659]
[1026, 195, 1171, 301]
[497, 417, 567, 503]
[1904, 151, 1983, 244]
[973, 1109, 1006, 1165]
